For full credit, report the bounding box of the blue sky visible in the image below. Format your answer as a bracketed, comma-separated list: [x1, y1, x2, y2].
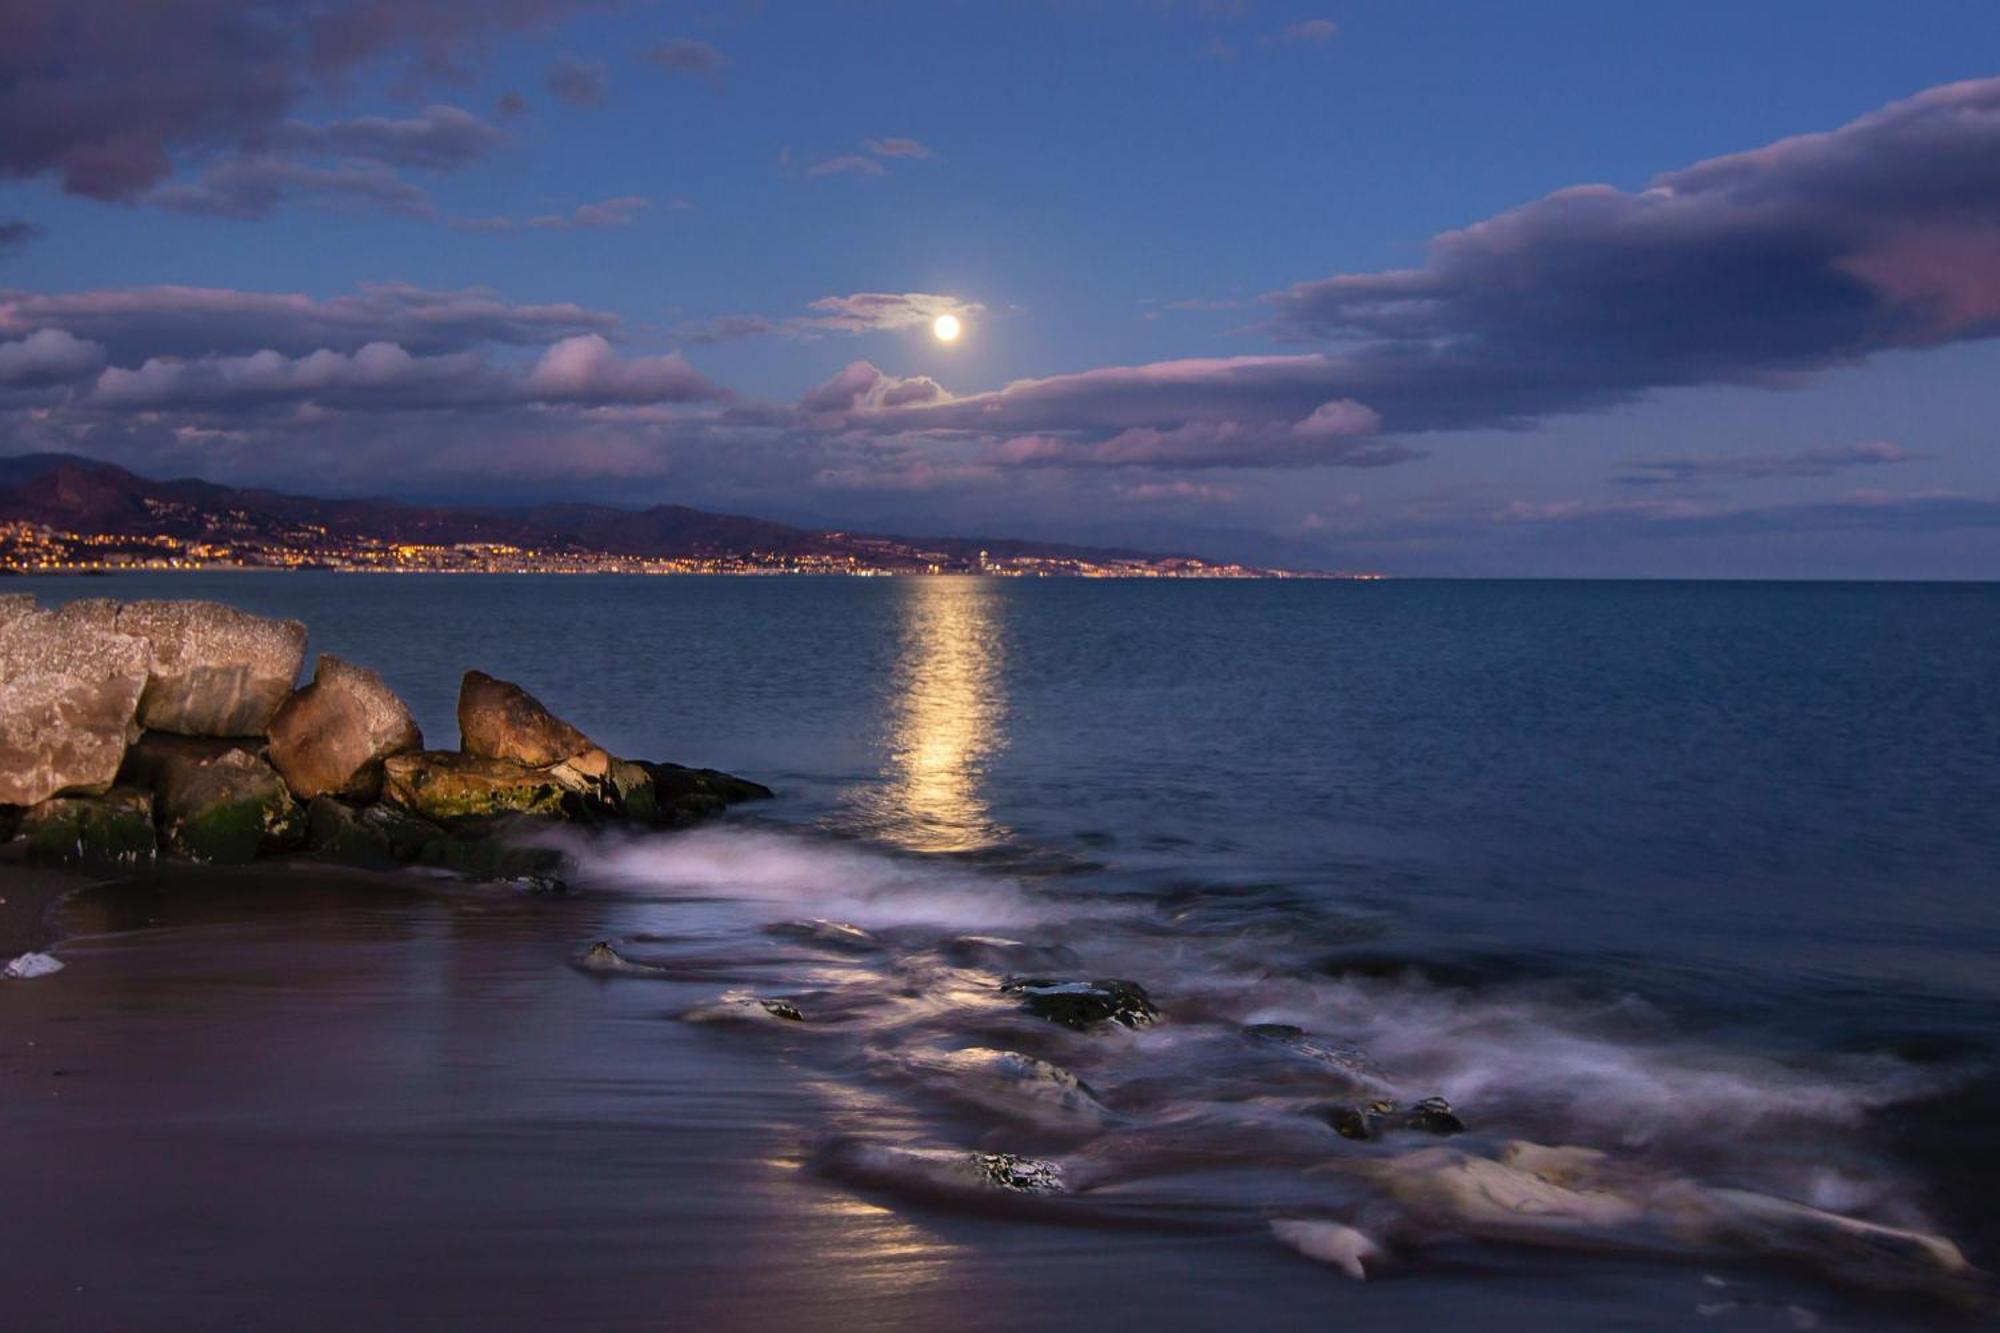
[3, 1, 1998, 575]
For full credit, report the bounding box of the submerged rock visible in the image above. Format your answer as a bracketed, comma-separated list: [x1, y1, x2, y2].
[116, 600, 305, 737]
[641, 761, 775, 810]
[943, 935, 1081, 971]
[1001, 976, 1159, 1030]
[153, 744, 304, 863]
[1244, 1022, 1390, 1088]
[765, 919, 880, 952]
[1326, 1095, 1465, 1141]
[19, 787, 157, 867]
[267, 654, 423, 802]
[575, 940, 685, 974]
[415, 823, 565, 883]
[0, 599, 150, 806]
[457, 669, 593, 767]
[685, 989, 806, 1023]
[1370, 1141, 1978, 1300]
[892, 1046, 1112, 1126]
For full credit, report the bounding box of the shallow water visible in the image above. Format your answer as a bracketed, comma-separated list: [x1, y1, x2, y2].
[3, 573, 1996, 1329]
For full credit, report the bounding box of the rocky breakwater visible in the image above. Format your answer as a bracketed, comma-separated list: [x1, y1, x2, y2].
[0, 595, 769, 882]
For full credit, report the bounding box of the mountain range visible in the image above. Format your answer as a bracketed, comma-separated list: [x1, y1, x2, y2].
[0, 454, 1280, 576]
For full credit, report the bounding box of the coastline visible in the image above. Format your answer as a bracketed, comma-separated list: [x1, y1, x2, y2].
[0, 845, 94, 958]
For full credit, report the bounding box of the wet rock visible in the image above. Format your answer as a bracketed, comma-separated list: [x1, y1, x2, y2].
[1244, 1023, 1389, 1087]
[685, 989, 807, 1023]
[1001, 976, 1159, 1030]
[457, 669, 593, 767]
[381, 751, 571, 822]
[304, 795, 445, 870]
[116, 600, 305, 737]
[20, 787, 157, 867]
[576, 940, 670, 975]
[765, 919, 880, 952]
[154, 745, 303, 863]
[0, 599, 150, 805]
[1325, 1096, 1465, 1141]
[642, 761, 774, 807]
[943, 935, 1081, 971]
[820, 1141, 1068, 1197]
[1404, 1096, 1466, 1135]
[266, 655, 422, 802]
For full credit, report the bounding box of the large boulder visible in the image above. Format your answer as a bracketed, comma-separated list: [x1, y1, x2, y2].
[380, 751, 572, 823]
[0, 599, 150, 805]
[116, 600, 306, 737]
[150, 742, 304, 863]
[19, 787, 158, 867]
[267, 655, 422, 802]
[457, 670, 593, 767]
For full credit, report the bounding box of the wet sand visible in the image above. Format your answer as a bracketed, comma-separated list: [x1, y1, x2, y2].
[0, 848, 1982, 1332]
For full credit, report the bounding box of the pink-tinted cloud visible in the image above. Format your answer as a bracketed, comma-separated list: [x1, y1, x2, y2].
[520, 334, 726, 404]
[545, 53, 606, 106]
[0, 329, 105, 385]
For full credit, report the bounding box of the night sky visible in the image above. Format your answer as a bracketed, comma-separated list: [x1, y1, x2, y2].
[3, 1, 1998, 576]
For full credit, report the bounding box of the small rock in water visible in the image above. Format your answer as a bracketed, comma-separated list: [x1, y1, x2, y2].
[943, 935, 1081, 970]
[1001, 976, 1158, 1030]
[892, 1046, 1113, 1126]
[1326, 1096, 1465, 1140]
[684, 989, 806, 1023]
[4, 951, 64, 980]
[821, 1141, 1068, 1197]
[1244, 1022, 1388, 1086]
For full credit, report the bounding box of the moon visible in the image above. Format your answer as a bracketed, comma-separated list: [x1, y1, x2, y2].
[932, 313, 962, 342]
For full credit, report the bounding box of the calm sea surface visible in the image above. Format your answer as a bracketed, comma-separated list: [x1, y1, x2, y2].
[3, 574, 1996, 1330]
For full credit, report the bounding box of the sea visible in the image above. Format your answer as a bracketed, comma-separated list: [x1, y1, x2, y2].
[2, 573, 1996, 1331]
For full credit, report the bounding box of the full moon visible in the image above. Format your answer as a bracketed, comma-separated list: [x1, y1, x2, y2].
[932, 313, 962, 342]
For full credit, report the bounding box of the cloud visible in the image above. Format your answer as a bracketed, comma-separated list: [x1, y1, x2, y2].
[799, 361, 945, 413]
[0, 0, 592, 200]
[521, 334, 726, 404]
[546, 53, 606, 106]
[797, 292, 982, 335]
[71, 333, 726, 413]
[0, 329, 105, 385]
[272, 104, 507, 170]
[1282, 19, 1340, 43]
[1613, 441, 1923, 487]
[496, 90, 528, 117]
[1260, 77, 2000, 435]
[0, 283, 620, 358]
[806, 154, 885, 179]
[147, 154, 436, 219]
[864, 138, 935, 159]
[0, 220, 45, 253]
[689, 292, 983, 343]
[979, 399, 1406, 471]
[457, 195, 669, 231]
[644, 38, 723, 75]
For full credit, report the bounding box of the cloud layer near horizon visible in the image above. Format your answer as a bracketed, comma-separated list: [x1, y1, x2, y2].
[2, 75, 1998, 561]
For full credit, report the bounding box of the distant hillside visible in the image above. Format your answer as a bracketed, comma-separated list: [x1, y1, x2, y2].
[0, 454, 1270, 576]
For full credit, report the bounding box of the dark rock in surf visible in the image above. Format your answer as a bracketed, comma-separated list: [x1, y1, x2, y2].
[1002, 976, 1158, 1030]
[304, 795, 445, 870]
[1325, 1094, 1465, 1141]
[152, 744, 304, 863]
[19, 787, 157, 867]
[1243, 1022, 1389, 1087]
